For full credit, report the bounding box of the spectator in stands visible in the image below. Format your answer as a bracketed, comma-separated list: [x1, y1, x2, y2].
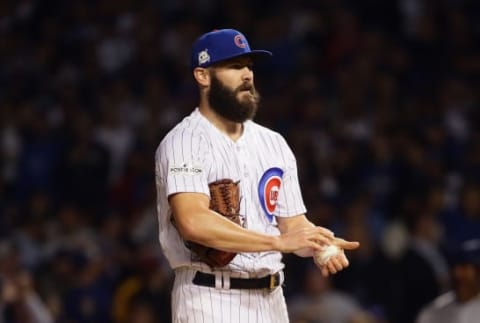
[416, 239, 480, 323]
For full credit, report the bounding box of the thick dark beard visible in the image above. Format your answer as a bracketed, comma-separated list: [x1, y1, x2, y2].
[208, 73, 260, 123]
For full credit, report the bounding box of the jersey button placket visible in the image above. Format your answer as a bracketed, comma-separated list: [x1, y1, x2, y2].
[235, 143, 249, 178]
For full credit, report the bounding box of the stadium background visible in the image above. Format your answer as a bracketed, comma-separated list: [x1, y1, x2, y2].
[0, 0, 479, 322]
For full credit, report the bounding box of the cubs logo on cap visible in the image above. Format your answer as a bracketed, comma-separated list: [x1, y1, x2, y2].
[190, 29, 272, 70]
[258, 167, 284, 223]
[234, 34, 247, 48]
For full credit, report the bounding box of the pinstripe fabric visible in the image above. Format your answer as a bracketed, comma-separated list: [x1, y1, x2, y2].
[155, 108, 306, 322]
[172, 268, 289, 323]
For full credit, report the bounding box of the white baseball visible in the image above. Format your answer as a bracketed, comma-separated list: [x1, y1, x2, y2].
[314, 244, 341, 266]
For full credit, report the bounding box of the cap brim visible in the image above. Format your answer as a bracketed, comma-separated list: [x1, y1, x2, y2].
[236, 50, 273, 62]
[248, 50, 273, 57]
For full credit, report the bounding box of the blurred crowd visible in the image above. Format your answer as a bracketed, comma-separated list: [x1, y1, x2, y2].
[0, 0, 479, 322]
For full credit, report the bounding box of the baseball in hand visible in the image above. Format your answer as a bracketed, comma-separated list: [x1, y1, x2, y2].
[314, 244, 341, 266]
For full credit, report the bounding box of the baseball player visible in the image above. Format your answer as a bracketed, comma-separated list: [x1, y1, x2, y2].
[155, 29, 360, 323]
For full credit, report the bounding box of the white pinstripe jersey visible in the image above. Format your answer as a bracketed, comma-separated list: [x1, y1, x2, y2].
[155, 108, 307, 276]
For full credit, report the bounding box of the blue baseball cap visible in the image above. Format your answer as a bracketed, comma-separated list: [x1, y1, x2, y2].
[190, 29, 272, 70]
[447, 239, 480, 266]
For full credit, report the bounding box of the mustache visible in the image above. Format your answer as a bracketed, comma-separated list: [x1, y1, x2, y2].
[236, 82, 255, 94]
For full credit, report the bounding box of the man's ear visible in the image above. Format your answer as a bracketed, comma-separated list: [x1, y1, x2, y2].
[193, 67, 210, 87]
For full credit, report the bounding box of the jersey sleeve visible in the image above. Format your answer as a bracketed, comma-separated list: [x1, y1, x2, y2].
[275, 135, 307, 218]
[156, 128, 210, 197]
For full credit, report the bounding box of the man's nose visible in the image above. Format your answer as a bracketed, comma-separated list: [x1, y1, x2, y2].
[241, 66, 253, 81]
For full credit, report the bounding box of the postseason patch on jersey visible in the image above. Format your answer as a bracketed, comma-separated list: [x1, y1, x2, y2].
[258, 167, 284, 222]
[169, 162, 203, 176]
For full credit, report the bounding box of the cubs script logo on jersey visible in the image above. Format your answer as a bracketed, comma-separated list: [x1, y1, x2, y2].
[258, 167, 284, 222]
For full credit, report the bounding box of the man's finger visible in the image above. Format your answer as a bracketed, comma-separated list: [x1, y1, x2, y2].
[316, 227, 334, 238]
[309, 240, 330, 251]
[339, 252, 349, 267]
[330, 257, 344, 271]
[334, 238, 360, 250]
[327, 261, 337, 274]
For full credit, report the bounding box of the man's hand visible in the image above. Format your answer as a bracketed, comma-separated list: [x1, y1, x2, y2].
[275, 226, 335, 253]
[315, 238, 360, 277]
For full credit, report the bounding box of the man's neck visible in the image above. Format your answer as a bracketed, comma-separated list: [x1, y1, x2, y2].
[199, 104, 244, 141]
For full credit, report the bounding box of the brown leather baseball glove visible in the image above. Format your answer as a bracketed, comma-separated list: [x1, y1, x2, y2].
[187, 178, 242, 268]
